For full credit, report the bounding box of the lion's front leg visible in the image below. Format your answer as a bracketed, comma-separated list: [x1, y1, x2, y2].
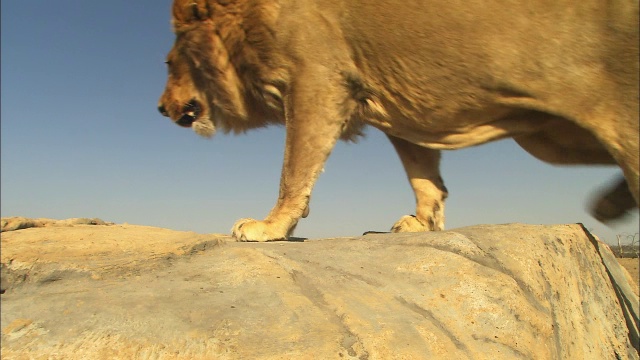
[232, 73, 350, 241]
[387, 135, 448, 232]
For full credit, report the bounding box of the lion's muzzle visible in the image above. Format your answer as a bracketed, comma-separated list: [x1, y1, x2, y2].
[157, 99, 201, 128]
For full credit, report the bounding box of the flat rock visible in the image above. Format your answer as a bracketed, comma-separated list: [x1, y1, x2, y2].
[1, 221, 638, 359]
[0, 216, 114, 232]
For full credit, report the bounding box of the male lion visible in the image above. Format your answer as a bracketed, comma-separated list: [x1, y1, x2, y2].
[158, 0, 639, 241]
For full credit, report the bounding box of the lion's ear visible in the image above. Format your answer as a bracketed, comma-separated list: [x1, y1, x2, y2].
[172, 0, 210, 25]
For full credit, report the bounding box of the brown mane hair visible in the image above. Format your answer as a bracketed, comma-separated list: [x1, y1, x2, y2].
[171, 0, 287, 134]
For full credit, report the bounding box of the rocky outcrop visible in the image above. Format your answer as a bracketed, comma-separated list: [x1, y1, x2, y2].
[1, 220, 638, 359]
[0, 216, 113, 232]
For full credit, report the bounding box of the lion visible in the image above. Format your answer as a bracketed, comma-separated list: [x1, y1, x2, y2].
[158, 0, 639, 241]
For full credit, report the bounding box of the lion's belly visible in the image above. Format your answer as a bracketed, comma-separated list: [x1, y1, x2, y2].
[361, 101, 548, 150]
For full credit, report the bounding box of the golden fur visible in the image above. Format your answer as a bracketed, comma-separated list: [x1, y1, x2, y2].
[159, 0, 639, 241]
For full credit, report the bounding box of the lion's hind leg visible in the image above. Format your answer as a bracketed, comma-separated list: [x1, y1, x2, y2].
[387, 135, 447, 232]
[514, 111, 638, 223]
[590, 177, 637, 223]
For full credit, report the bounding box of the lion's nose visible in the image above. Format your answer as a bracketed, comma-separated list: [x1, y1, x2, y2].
[158, 104, 169, 117]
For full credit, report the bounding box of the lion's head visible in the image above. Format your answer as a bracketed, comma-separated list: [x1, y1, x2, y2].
[158, 0, 253, 138]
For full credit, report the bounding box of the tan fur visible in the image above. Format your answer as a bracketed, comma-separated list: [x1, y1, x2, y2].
[159, 0, 639, 241]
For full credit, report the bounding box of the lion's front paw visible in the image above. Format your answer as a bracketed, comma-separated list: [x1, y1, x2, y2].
[391, 215, 442, 232]
[231, 218, 287, 242]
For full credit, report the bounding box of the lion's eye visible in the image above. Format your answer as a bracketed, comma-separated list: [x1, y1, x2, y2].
[164, 60, 172, 66]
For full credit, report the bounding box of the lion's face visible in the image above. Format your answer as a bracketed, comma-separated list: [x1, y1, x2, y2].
[158, 31, 215, 138]
[158, 1, 248, 138]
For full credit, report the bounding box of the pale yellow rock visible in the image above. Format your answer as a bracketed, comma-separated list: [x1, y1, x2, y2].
[0, 216, 114, 232]
[0, 220, 638, 359]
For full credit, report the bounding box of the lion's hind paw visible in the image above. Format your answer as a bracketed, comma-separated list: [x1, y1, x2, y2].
[391, 215, 442, 232]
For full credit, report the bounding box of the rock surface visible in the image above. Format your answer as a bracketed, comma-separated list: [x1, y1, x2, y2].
[620, 258, 640, 285]
[1, 220, 638, 359]
[0, 216, 114, 232]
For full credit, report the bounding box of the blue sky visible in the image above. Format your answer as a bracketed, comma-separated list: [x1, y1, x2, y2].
[1, 1, 637, 244]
